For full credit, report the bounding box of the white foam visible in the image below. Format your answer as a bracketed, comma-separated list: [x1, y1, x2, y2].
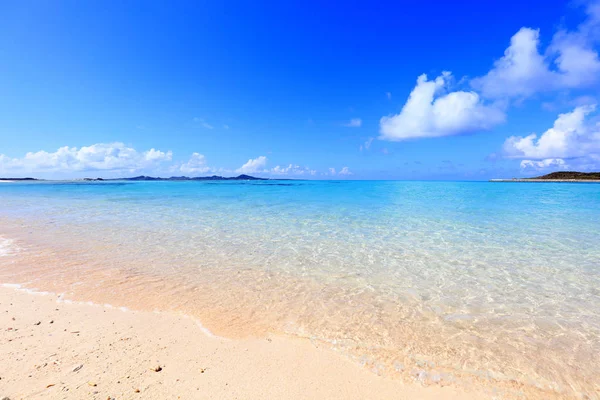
[2, 283, 22, 289]
[55, 296, 129, 311]
[150, 309, 221, 339]
[2, 282, 51, 296]
[194, 319, 220, 339]
[0, 236, 19, 257]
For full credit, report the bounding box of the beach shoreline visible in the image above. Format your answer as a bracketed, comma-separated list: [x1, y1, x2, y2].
[0, 284, 496, 400]
[0, 219, 597, 399]
[1, 179, 599, 399]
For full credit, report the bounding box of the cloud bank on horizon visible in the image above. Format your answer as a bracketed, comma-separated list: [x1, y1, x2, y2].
[0, 145, 347, 179]
[0, 143, 172, 174]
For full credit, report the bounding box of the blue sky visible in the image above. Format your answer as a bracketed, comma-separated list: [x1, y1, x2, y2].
[1, 0, 599, 179]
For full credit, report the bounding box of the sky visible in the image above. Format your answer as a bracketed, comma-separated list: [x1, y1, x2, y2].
[1, 0, 600, 180]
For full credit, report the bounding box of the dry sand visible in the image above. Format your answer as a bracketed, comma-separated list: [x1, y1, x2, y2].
[0, 286, 495, 400]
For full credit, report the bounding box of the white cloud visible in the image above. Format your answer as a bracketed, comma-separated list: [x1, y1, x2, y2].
[236, 158, 321, 177]
[270, 164, 316, 176]
[503, 104, 599, 159]
[178, 152, 212, 174]
[0, 145, 340, 179]
[343, 118, 362, 128]
[236, 156, 267, 174]
[360, 137, 374, 151]
[471, 28, 554, 99]
[144, 148, 172, 162]
[520, 158, 567, 171]
[551, 2, 600, 87]
[472, 4, 600, 99]
[193, 118, 214, 129]
[379, 73, 505, 141]
[323, 167, 352, 176]
[0, 144, 345, 179]
[0, 143, 172, 174]
[503, 104, 600, 171]
[386, 92, 392, 100]
[223, 124, 230, 130]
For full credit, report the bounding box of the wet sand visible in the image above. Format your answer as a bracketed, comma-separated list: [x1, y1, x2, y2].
[0, 285, 494, 400]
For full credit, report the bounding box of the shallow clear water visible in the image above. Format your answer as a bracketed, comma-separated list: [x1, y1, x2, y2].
[1, 180, 599, 397]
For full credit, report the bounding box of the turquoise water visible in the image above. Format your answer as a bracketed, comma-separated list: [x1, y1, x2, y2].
[1, 180, 599, 396]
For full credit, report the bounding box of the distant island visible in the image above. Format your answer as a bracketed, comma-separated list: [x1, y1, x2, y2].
[532, 171, 600, 180]
[0, 175, 268, 182]
[491, 171, 600, 182]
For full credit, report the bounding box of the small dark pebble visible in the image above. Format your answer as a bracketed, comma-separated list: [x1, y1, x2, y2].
[34, 321, 41, 326]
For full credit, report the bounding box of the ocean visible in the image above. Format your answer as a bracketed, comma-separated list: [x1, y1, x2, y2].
[1, 180, 599, 397]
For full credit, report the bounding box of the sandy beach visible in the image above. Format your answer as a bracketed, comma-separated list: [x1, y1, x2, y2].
[3, 0, 600, 397]
[0, 285, 498, 400]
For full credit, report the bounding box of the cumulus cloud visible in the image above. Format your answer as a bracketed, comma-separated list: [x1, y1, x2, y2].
[236, 156, 267, 174]
[520, 158, 568, 171]
[472, 4, 600, 99]
[144, 148, 172, 162]
[270, 164, 316, 176]
[503, 104, 599, 159]
[344, 118, 362, 128]
[178, 152, 212, 174]
[0, 143, 172, 174]
[502, 104, 600, 171]
[471, 28, 555, 99]
[323, 167, 352, 176]
[379, 73, 505, 141]
[0, 145, 340, 178]
[235, 158, 321, 177]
